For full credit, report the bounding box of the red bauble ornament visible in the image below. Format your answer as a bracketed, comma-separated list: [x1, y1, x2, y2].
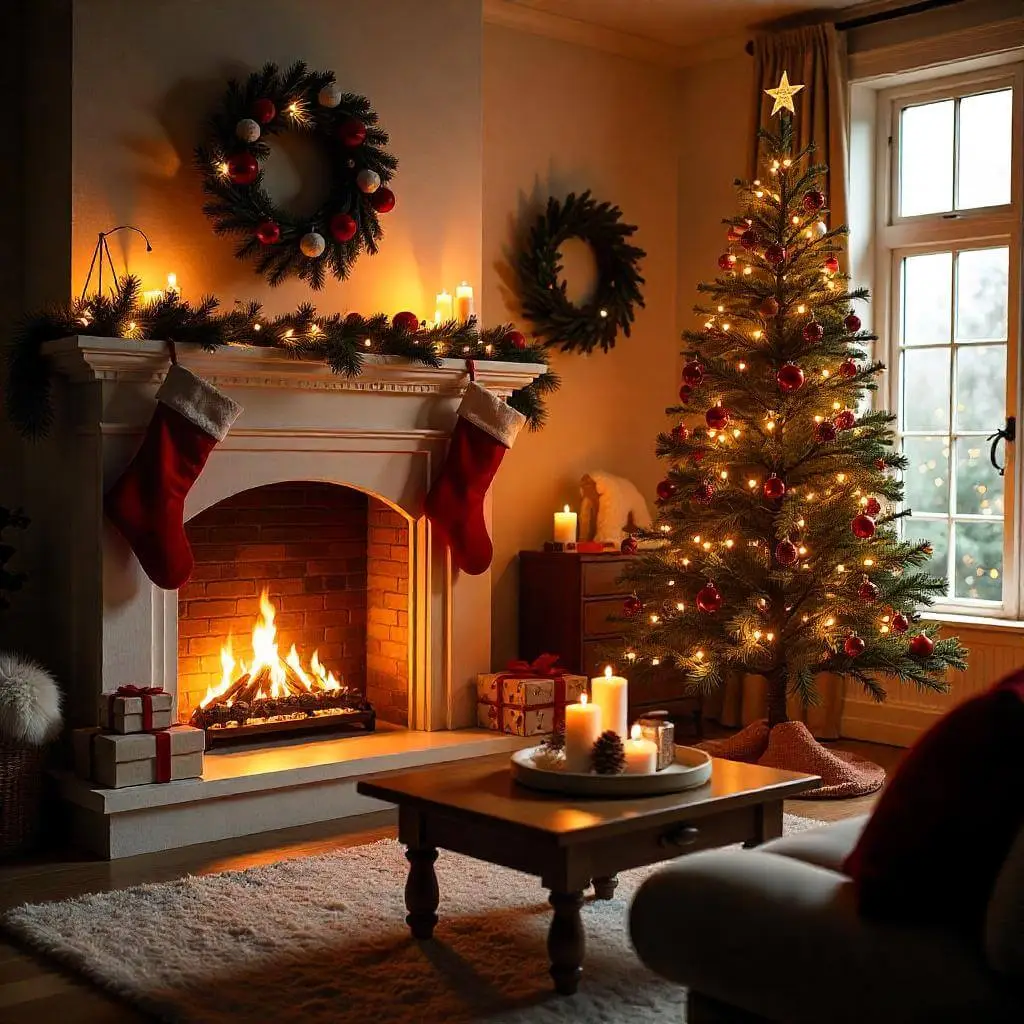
[255, 220, 281, 245]
[337, 118, 367, 147]
[844, 634, 866, 657]
[329, 212, 357, 242]
[250, 98, 276, 124]
[758, 296, 780, 317]
[891, 612, 910, 635]
[875, 458, 887, 470]
[727, 225, 744, 243]
[865, 498, 882, 516]
[705, 406, 731, 431]
[620, 536, 638, 555]
[656, 479, 677, 502]
[775, 539, 799, 566]
[696, 582, 723, 614]
[369, 187, 396, 213]
[624, 595, 643, 617]
[858, 579, 879, 603]
[740, 229, 760, 251]
[844, 313, 862, 333]
[851, 514, 876, 539]
[802, 320, 824, 343]
[692, 450, 705, 465]
[682, 360, 704, 386]
[834, 408, 856, 431]
[839, 359, 858, 379]
[718, 252, 737, 271]
[814, 421, 837, 443]
[763, 475, 786, 500]
[777, 363, 805, 394]
[507, 330, 527, 350]
[764, 244, 787, 266]
[671, 423, 690, 442]
[393, 311, 420, 332]
[909, 633, 935, 658]
[824, 255, 840, 274]
[227, 152, 259, 185]
[678, 383, 692, 404]
[802, 189, 826, 212]
[692, 483, 715, 505]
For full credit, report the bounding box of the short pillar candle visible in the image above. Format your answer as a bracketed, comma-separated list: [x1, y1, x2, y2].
[591, 665, 628, 740]
[623, 724, 658, 774]
[553, 505, 577, 545]
[563, 693, 602, 773]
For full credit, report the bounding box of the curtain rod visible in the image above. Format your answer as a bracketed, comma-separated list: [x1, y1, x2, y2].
[744, 0, 967, 55]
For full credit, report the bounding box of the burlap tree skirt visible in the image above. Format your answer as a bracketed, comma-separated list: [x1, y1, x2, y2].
[700, 720, 885, 799]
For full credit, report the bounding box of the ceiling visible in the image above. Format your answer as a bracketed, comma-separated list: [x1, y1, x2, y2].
[501, 0, 868, 49]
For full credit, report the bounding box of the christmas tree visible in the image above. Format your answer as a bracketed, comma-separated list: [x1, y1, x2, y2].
[620, 73, 967, 784]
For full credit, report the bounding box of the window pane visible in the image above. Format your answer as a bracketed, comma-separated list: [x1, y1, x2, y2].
[957, 89, 1013, 210]
[954, 521, 1003, 601]
[956, 439, 1004, 517]
[903, 437, 950, 514]
[902, 349, 950, 431]
[955, 345, 1006, 431]
[904, 518, 949, 589]
[902, 252, 952, 346]
[956, 248, 1009, 342]
[900, 100, 954, 216]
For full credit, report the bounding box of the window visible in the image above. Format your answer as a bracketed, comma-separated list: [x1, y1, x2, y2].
[876, 67, 1022, 617]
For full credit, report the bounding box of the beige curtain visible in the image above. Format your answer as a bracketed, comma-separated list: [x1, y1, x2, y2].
[708, 24, 851, 740]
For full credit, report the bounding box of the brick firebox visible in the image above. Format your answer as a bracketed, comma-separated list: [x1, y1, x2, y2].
[176, 482, 410, 727]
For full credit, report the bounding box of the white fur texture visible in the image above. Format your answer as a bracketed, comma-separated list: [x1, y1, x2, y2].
[0, 652, 62, 746]
[580, 471, 653, 544]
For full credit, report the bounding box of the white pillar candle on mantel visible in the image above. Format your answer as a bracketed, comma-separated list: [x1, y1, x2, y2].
[553, 505, 577, 545]
[591, 665, 628, 740]
[623, 723, 658, 774]
[563, 692, 602, 773]
[454, 281, 474, 323]
[434, 289, 453, 325]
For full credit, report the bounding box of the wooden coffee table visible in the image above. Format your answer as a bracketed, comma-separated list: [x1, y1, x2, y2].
[358, 752, 819, 995]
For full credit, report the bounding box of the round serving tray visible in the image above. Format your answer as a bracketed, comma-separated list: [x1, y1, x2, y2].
[510, 744, 712, 797]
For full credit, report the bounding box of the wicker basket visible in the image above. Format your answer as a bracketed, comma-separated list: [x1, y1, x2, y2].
[0, 740, 46, 856]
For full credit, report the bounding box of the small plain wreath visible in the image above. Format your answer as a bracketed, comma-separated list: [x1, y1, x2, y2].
[196, 61, 398, 289]
[515, 191, 646, 354]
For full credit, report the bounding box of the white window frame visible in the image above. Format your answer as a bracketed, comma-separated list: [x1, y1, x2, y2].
[873, 63, 1024, 619]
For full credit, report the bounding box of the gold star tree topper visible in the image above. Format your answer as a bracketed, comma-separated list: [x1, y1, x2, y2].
[765, 71, 804, 116]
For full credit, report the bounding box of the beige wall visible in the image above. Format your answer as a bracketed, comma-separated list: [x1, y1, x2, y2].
[483, 24, 681, 667]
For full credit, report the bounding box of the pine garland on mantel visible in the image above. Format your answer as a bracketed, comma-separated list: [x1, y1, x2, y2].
[3, 276, 559, 438]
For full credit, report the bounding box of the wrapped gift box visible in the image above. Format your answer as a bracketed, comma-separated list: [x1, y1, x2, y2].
[476, 667, 587, 736]
[73, 726, 205, 788]
[98, 687, 173, 734]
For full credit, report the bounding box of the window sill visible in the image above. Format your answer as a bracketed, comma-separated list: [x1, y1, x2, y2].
[921, 611, 1024, 633]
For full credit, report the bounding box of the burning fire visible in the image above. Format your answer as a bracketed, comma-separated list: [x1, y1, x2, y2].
[200, 590, 342, 709]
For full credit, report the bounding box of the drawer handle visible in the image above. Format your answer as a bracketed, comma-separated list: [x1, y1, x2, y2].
[659, 825, 700, 849]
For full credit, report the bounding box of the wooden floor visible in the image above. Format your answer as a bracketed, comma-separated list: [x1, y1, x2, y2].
[0, 739, 904, 1023]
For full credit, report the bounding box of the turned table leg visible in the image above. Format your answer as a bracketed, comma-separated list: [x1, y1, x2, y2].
[548, 889, 585, 995]
[405, 846, 439, 939]
[592, 875, 618, 900]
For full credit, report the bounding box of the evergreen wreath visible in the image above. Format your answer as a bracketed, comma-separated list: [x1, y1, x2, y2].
[195, 61, 398, 289]
[515, 191, 646, 355]
[3, 277, 559, 439]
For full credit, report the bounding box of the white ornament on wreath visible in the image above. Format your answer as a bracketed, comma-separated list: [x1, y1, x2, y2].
[299, 231, 326, 258]
[235, 118, 261, 143]
[356, 169, 381, 194]
[318, 84, 343, 108]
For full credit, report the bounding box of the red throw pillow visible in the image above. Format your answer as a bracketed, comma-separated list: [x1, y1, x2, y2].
[844, 669, 1024, 935]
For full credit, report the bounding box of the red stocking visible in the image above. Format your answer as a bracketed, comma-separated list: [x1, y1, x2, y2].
[105, 364, 241, 590]
[425, 382, 525, 575]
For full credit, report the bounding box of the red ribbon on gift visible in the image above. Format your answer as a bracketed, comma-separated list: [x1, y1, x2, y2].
[491, 653, 570, 732]
[107, 684, 165, 732]
[154, 725, 183, 783]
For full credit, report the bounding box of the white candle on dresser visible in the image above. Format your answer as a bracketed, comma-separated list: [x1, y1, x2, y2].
[454, 281, 474, 323]
[563, 693, 602, 773]
[591, 665, 628, 740]
[553, 505, 577, 545]
[623, 724, 658, 774]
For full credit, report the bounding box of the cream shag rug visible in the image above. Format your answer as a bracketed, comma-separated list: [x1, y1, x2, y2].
[4, 815, 820, 1023]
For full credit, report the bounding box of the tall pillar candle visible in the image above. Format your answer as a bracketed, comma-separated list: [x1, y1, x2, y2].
[591, 666, 628, 740]
[563, 693, 602, 773]
[553, 505, 577, 545]
[434, 289, 453, 325]
[454, 281, 474, 323]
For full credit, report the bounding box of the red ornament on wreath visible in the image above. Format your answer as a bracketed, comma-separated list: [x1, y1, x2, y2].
[777, 363, 805, 394]
[682, 360, 704, 387]
[851, 514, 876, 540]
[775, 539, 799, 566]
[696, 582, 723, 614]
[392, 311, 420, 332]
[656, 479, 677, 502]
[624, 595, 643, 617]
[740, 229, 760, 251]
[255, 220, 281, 245]
[764, 244, 787, 266]
[891, 612, 910, 635]
[875, 458, 886, 470]
[844, 634, 866, 657]
[909, 633, 935, 658]
[803, 189, 826, 212]
[839, 359, 858, 379]
[678, 383, 692, 404]
[858, 579, 879, 603]
[227, 153, 260, 185]
[824, 255, 840, 274]
[337, 118, 367, 148]
[692, 450, 705, 465]
[369, 187, 396, 213]
[758, 296, 779, 317]
[814, 421, 837, 443]
[250, 98, 276, 124]
[671, 423, 690, 442]
[834, 408, 856, 431]
[507, 330, 527, 350]
[865, 497, 882, 516]
[844, 313, 862, 333]
[329, 213, 357, 242]
[727, 225, 744, 243]
[763, 475, 785, 500]
[718, 252, 737, 271]
[706, 405, 731, 431]
[692, 483, 715, 506]
[620, 536, 638, 555]
[802, 320, 824, 343]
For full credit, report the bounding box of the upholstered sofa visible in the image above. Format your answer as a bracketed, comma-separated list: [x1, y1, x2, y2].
[630, 814, 1023, 1024]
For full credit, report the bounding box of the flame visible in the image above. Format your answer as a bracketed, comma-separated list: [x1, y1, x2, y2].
[199, 589, 344, 707]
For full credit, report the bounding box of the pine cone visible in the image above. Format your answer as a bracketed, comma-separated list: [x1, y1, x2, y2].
[591, 730, 626, 775]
